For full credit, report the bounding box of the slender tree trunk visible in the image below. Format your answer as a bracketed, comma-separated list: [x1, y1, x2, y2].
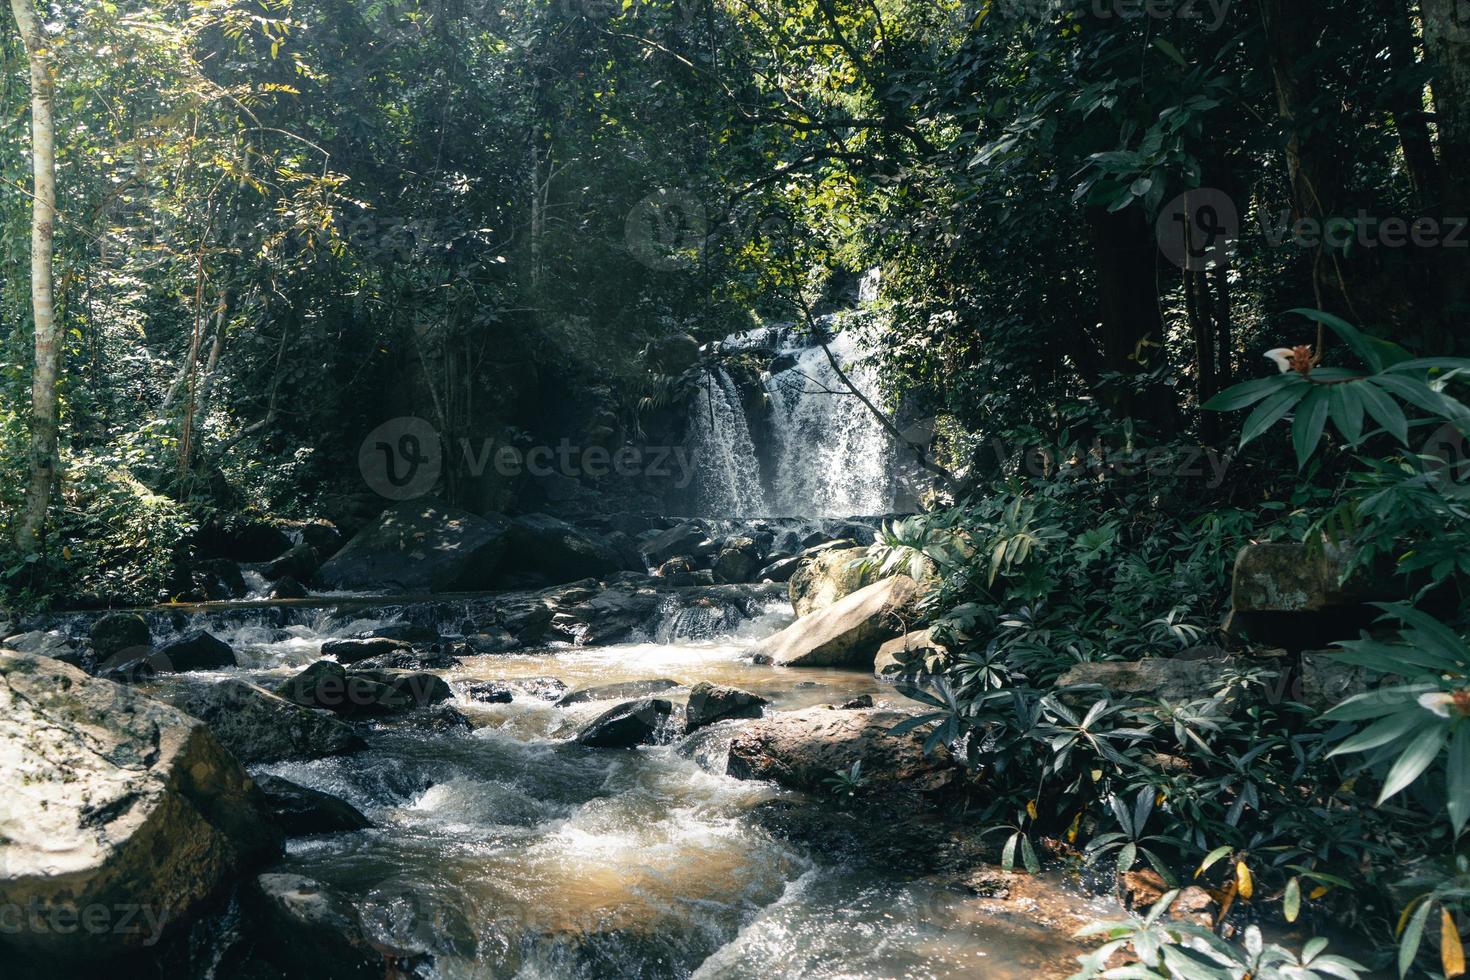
[1422, 0, 1470, 351]
[11, 0, 59, 553]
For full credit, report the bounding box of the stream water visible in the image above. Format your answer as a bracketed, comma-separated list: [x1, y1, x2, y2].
[142, 601, 1108, 979]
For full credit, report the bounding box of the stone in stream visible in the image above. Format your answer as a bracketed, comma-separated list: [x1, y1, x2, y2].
[253, 775, 371, 836]
[458, 681, 513, 703]
[499, 513, 639, 586]
[103, 628, 237, 680]
[321, 636, 412, 665]
[262, 542, 321, 582]
[167, 678, 366, 763]
[361, 623, 442, 645]
[712, 536, 765, 584]
[3, 628, 86, 668]
[755, 554, 803, 583]
[556, 678, 680, 706]
[463, 676, 568, 703]
[684, 682, 769, 732]
[0, 651, 282, 963]
[575, 698, 675, 748]
[789, 546, 878, 617]
[351, 648, 460, 671]
[726, 705, 959, 794]
[460, 628, 521, 654]
[243, 874, 410, 979]
[755, 575, 919, 668]
[315, 498, 511, 593]
[873, 628, 947, 683]
[89, 612, 151, 661]
[350, 669, 454, 710]
[268, 576, 310, 600]
[190, 558, 250, 600]
[639, 521, 708, 567]
[274, 662, 397, 718]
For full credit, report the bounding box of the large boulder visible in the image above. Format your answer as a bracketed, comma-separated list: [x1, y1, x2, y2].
[274, 662, 395, 718]
[315, 499, 510, 594]
[166, 679, 365, 763]
[639, 522, 708, 567]
[242, 874, 400, 979]
[712, 536, 764, 584]
[755, 555, 803, 583]
[262, 543, 321, 583]
[756, 575, 919, 668]
[1229, 542, 1400, 650]
[874, 629, 948, 683]
[500, 513, 635, 586]
[1055, 657, 1241, 706]
[557, 679, 680, 706]
[320, 636, 410, 665]
[0, 651, 282, 962]
[789, 547, 877, 617]
[726, 706, 959, 794]
[4, 629, 85, 669]
[103, 629, 237, 680]
[575, 698, 674, 748]
[89, 613, 151, 661]
[253, 776, 371, 836]
[685, 682, 768, 732]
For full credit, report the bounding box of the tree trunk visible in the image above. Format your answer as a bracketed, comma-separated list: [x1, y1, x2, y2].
[11, 0, 59, 554]
[1422, 0, 1470, 350]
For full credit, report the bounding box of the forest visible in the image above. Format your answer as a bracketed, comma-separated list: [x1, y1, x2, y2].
[2, 0, 1470, 978]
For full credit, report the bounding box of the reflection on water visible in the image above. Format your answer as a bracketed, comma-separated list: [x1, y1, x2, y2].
[153, 602, 1102, 978]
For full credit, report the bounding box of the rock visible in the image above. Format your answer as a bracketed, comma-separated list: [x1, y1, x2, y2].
[874, 628, 947, 682]
[685, 682, 769, 731]
[835, 695, 874, 710]
[459, 682, 512, 704]
[195, 520, 295, 563]
[0, 652, 282, 961]
[351, 648, 460, 671]
[288, 519, 344, 557]
[348, 669, 454, 710]
[639, 522, 708, 567]
[1229, 542, 1399, 650]
[499, 600, 553, 643]
[655, 556, 695, 578]
[461, 628, 521, 654]
[106, 629, 237, 679]
[712, 536, 764, 584]
[361, 623, 441, 644]
[268, 577, 310, 600]
[789, 547, 877, 617]
[1121, 870, 1216, 925]
[1055, 657, 1241, 706]
[405, 704, 475, 734]
[726, 706, 959, 794]
[167, 679, 366, 763]
[4, 629, 85, 668]
[464, 677, 566, 703]
[274, 662, 394, 718]
[253, 775, 370, 836]
[190, 558, 250, 600]
[262, 543, 321, 582]
[648, 333, 701, 372]
[321, 637, 411, 665]
[89, 613, 151, 661]
[243, 874, 396, 979]
[755, 555, 803, 583]
[548, 587, 662, 645]
[557, 678, 680, 706]
[755, 575, 919, 668]
[575, 698, 674, 748]
[500, 513, 635, 585]
[315, 499, 510, 594]
[1297, 651, 1381, 713]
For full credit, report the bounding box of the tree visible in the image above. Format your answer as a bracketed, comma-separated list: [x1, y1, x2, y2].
[9, 0, 57, 554]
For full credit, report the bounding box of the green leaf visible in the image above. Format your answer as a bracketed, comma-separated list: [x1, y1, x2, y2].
[1357, 380, 1410, 445]
[1002, 831, 1019, 872]
[1290, 308, 1383, 372]
[1293, 387, 1332, 467]
[1151, 36, 1188, 67]
[1284, 876, 1301, 923]
[1240, 386, 1306, 447]
[1203, 375, 1295, 412]
[1021, 834, 1041, 874]
[1117, 841, 1137, 875]
[1327, 710, 1423, 757]
[1370, 373, 1451, 418]
[1196, 845, 1233, 878]
[1378, 724, 1449, 804]
[1400, 897, 1434, 977]
[1449, 725, 1470, 835]
[1329, 382, 1367, 446]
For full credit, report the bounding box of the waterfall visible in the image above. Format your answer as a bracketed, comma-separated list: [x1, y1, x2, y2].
[685, 367, 769, 517]
[764, 331, 899, 518]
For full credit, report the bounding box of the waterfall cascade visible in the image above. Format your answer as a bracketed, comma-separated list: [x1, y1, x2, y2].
[681, 316, 907, 519]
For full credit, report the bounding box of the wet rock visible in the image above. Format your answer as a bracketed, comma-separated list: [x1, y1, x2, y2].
[465, 676, 567, 702]
[756, 575, 919, 668]
[274, 662, 395, 718]
[755, 555, 803, 583]
[263, 543, 321, 582]
[459, 682, 512, 704]
[1056, 657, 1241, 706]
[461, 628, 521, 654]
[727, 706, 959, 794]
[361, 623, 441, 645]
[685, 682, 769, 732]
[321, 636, 411, 665]
[655, 556, 695, 578]
[0, 652, 282, 962]
[1121, 870, 1216, 925]
[351, 648, 460, 671]
[557, 678, 681, 706]
[4, 629, 86, 668]
[575, 698, 674, 748]
[639, 522, 708, 567]
[289, 519, 344, 557]
[243, 874, 400, 979]
[190, 558, 250, 600]
[349, 669, 454, 710]
[789, 546, 877, 617]
[254, 775, 371, 836]
[712, 536, 764, 584]
[196, 519, 295, 563]
[835, 695, 874, 710]
[90, 613, 151, 661]
[167, 679, 365, 763]
[874, 628, 947, 682]
[402, 703, 475, 734]
[315, 499, 510, 594]
[549, 588, 662, 645]
[500, 513, 636, 586]
[106, 629, 237, 679]
[268, 577, 310, 600]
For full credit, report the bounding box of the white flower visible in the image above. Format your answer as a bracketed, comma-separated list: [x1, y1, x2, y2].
[1264, 348, 1296, 374]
